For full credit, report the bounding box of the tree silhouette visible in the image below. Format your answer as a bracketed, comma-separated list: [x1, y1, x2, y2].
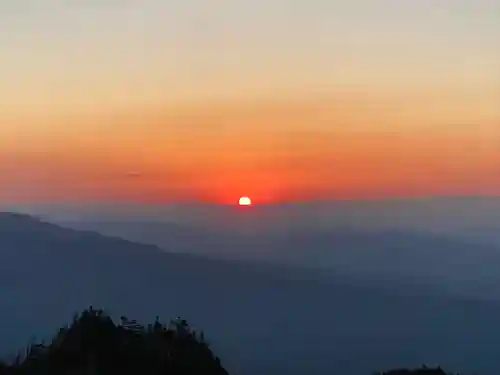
[0, 307, 228, 375]
[373, 366, 460, 375]
[0, 307, 471, 375]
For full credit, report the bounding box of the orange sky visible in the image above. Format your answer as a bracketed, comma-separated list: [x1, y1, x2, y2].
[1, 91, 499, 204]
[1, 1, 499, 203]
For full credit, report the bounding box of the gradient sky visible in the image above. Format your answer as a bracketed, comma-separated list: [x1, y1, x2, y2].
[1, 0, 499, 203]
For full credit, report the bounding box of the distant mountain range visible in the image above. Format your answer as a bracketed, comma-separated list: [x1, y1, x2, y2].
[48, 216, 500, 301]
[6, 196, 499, 245]
[2, 211, 500, 375]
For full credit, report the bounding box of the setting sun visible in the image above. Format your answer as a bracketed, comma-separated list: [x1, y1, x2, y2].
[238, 196, 252, 206]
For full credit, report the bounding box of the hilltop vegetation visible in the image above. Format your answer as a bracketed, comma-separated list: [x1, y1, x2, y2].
[0, 307, 228, 375]
[374, 368, 453, 375]
[0, 307, 463, 375]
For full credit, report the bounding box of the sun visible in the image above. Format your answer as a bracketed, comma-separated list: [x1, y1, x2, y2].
[238, 196, 252, 206]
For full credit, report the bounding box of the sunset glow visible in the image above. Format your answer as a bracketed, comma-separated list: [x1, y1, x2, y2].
[0, 1, 499, 204]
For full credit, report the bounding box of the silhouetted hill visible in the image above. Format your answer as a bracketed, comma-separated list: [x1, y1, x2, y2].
[1, 212, 499, 375]
[374, 368, 451, 375]
[0, 307, 460, 375]
[0, 307, 228, 375]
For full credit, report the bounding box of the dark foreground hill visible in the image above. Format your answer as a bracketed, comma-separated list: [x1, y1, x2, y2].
[0, 307, 228, 375]
[0, 212, 498, 374]
[0, 307, 457, 375]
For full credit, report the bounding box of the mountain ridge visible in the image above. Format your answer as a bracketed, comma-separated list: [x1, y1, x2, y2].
[2, 211, 500, 375]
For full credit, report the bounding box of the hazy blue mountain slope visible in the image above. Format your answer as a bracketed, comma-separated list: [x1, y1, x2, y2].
[10, 197, 499, 245]
[1, 212, 500, 375]
[59, 218, 500, 300]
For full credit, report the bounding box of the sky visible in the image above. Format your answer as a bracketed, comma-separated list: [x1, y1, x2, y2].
[0, 0, 499, 204]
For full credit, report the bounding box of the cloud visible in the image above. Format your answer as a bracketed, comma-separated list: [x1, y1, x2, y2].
[126, 171, 142, 178]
